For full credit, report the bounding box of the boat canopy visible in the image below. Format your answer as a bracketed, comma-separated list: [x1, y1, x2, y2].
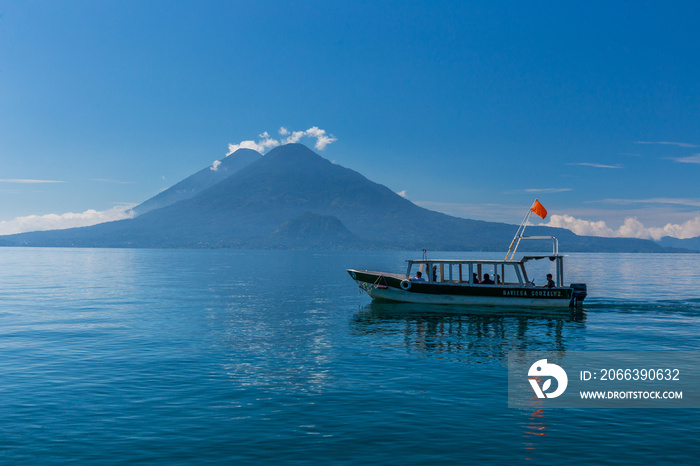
[405, 254, 566, 287]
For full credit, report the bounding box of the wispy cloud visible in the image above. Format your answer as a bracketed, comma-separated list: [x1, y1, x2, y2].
[566, 163, 623, 169]
[397, 190, 407, 198]
[0, 205, 135, 236]
[599, 197, 700, 208]
[524, 188, 572, 193]
[668, 154, 700, 164]
[546, 214, 700, 240]
[635, 141, 698, 148]
[0, 179, 64, 184]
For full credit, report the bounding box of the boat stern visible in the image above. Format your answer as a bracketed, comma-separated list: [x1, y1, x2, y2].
[569, 283, 587, 307]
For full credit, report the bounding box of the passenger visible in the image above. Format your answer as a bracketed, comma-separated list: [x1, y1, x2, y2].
[481, 273, 494, 284]
[432, 265, 437, 282]
[544, 273, 556, 288]
[472, 273, 480, 284]
[411, 271, 426, 282]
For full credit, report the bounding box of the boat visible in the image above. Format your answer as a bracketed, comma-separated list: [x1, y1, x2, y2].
[347, 200, 587, 308]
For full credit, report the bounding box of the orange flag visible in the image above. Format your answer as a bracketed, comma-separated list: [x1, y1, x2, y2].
[530, 199, 547, 219]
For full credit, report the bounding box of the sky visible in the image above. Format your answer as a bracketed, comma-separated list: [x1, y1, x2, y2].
[1, 0, 699, 240]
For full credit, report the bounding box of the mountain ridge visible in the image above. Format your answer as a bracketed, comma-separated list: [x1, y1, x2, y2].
[0, 143, 692, 252]
[131, 148, 262, 215]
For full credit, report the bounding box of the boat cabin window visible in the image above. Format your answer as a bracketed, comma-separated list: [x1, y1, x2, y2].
[406, 260, 527, 286]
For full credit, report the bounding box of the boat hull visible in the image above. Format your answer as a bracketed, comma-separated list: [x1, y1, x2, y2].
[348, 269, 580, 308]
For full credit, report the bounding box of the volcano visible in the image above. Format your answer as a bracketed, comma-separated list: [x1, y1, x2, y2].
[0, 144, 673, 252]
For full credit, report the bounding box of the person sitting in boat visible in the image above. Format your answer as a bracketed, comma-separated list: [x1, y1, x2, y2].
[544, 273, 556, 288]
[411, 271, 426, 282]
[472, 273, 480, 284]
[481, 273, 494, 284]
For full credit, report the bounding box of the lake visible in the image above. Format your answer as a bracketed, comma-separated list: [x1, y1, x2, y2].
[1, 248, 699, 464]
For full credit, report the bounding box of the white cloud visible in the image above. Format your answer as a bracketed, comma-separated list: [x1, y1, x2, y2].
[635, 141, 698, 148]
[0, 205, 136, 236]
[397, 190, 407, 198]
[524, 188, 572, 193]
[413, 199, 700, 240]
[299, 126, 338, 150]
[652, 217, 700, 239]
[545, 214, 700, 240]
[281, 130, 304, 145]
[210, 160, 222, 171]
[545, 214, 615, 237]
[224, 126, 337, 162]
[0, 179, 64, 184]
[670, 154, 700, 164]
[281, 126, 337, 150]
[567, 162, 623, 169]
[600, 197, 700, 208]
[226, 136, 281, 156]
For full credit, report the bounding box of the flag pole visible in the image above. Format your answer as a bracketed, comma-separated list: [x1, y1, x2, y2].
[505, 201, 536, 261]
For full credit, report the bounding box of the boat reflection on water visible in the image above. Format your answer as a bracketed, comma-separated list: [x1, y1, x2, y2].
[352, 300, 586, 358]
[351, 301, 586, 462]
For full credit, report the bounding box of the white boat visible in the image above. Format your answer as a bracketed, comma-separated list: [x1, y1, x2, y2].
[347, 201, 587, 308]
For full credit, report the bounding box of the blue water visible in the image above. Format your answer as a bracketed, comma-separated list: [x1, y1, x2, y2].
[1, 248, 699, 464]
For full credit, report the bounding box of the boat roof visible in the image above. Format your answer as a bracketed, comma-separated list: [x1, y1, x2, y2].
[406, 254, 565, 266]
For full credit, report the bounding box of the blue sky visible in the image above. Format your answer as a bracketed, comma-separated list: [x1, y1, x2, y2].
[2, 0, 699, 239]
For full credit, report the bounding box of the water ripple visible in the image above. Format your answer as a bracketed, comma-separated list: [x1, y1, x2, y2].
[0, 248, 699, 463]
